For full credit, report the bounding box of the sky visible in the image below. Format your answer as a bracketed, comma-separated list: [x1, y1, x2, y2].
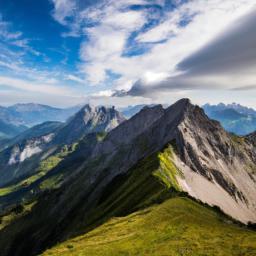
[0, 0, 255, 108]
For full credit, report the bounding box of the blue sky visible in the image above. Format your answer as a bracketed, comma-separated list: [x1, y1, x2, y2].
[0, 0, 255, 108]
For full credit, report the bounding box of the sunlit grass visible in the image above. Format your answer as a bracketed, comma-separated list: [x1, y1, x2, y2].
[42, 197, 256, 256]
[0, 143, 78, 197]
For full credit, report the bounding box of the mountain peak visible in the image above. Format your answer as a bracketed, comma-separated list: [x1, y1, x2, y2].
[166, 98, 191, 112]
[163, 98, 193, 123]
[54, 104, 126, 144]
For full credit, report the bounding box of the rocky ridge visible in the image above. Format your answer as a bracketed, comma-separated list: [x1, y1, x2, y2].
[0, 99, 255, 256]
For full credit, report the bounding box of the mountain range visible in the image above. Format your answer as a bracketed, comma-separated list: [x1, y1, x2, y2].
[0, 105, 125, 188]
[119, 104, 153, 118]
[0, 103, 81, 141]
[202, 103, 256, 135]
[1, 101, 255, 142]
[0, 99, 255, 256]
[120, 102, 256, 135]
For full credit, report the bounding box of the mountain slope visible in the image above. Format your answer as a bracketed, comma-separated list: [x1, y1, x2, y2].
[0, 120, 27, 140]
[0, 105, 125, 214]
[0, 122, 63, 187]
[203, 103, 256, 117]
[53, 105, 125, 145]
[0, 103, 81, 127]
[119, 104, 147, 118]
[0, 105, 125, 187]
[0, 121, 62, 150]
[246, 131, 256, 146]
[120, 103, 256, 135]
[43, 197, 256, 256]
[0, 99, 255, 256]
[203, 103, 256, 135]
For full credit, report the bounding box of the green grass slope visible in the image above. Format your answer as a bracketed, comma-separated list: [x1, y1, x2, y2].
[42, 197, 256, 256]
[2, 143, 256, 256]
[0, 143, 78, 197]
[60, 144, 181, 237]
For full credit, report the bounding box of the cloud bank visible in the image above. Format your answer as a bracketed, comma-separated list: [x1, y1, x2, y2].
[1, 0, 256, 107]
[51, 1, 256, 95]
[125, 8, 256, 97]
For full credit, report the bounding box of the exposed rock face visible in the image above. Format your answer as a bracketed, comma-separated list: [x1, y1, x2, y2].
[105, 100, 256, 223]
[0, 99, 255, 256]
[0, 122, 60, 187]
[0, 105, 125, 187]
[246, 131, 256, 146]
[54, 105, 126, 145]
[7, 134, 54, 165]
[172, 104, 256, 223]
[94, 104, 165, 155]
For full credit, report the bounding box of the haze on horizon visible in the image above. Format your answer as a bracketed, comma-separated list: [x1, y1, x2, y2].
[0, 0, 255, 108]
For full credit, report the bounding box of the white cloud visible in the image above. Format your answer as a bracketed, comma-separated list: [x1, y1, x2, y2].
[78, 2, 146, 84]
[75, 0, 255, 89]
[89, 94, 152, 108]
[136, 11, 181, 43]
[51, 0, 76, 25]
[0, 76, 74, 96]
[50, 0, 256, 106]
[65, 74, 85, 84]
[0, 12, 43, 73]
[0, 16, 23, 40]
[125, 7, 256, 98]
[92, 89, 114, 97]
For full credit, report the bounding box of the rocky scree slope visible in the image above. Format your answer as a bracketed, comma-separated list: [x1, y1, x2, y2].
[0, 99, 255, 256]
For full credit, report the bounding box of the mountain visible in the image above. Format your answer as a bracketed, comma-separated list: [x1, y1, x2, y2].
[0, 99, 255, 256]
[54, 105, 125, 145]
[0, 105, 125, 188]
[0, 120, 27, 140]
[246, 131, 256, 146]
[120, 103, 256, 135]
[119, 104, 147, 118]
[0, 103, 81, 127]
[0, 121, 62, 151]
[0, 121, 62, 188]
[203, 102, 256, 117]
[119, 104, 169, 118]
[203, 103, 256, 135]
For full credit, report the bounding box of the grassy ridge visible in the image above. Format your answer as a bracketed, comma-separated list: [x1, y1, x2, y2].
[70, 144, 180, 236]
[42, 197, 256, 256]
[42, 145, 256, 255]
[0, 201, 36, 230]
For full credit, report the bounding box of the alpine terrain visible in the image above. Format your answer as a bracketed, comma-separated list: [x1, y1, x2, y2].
[0, 99, 255, 256]
[203, 103, 256, 135]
